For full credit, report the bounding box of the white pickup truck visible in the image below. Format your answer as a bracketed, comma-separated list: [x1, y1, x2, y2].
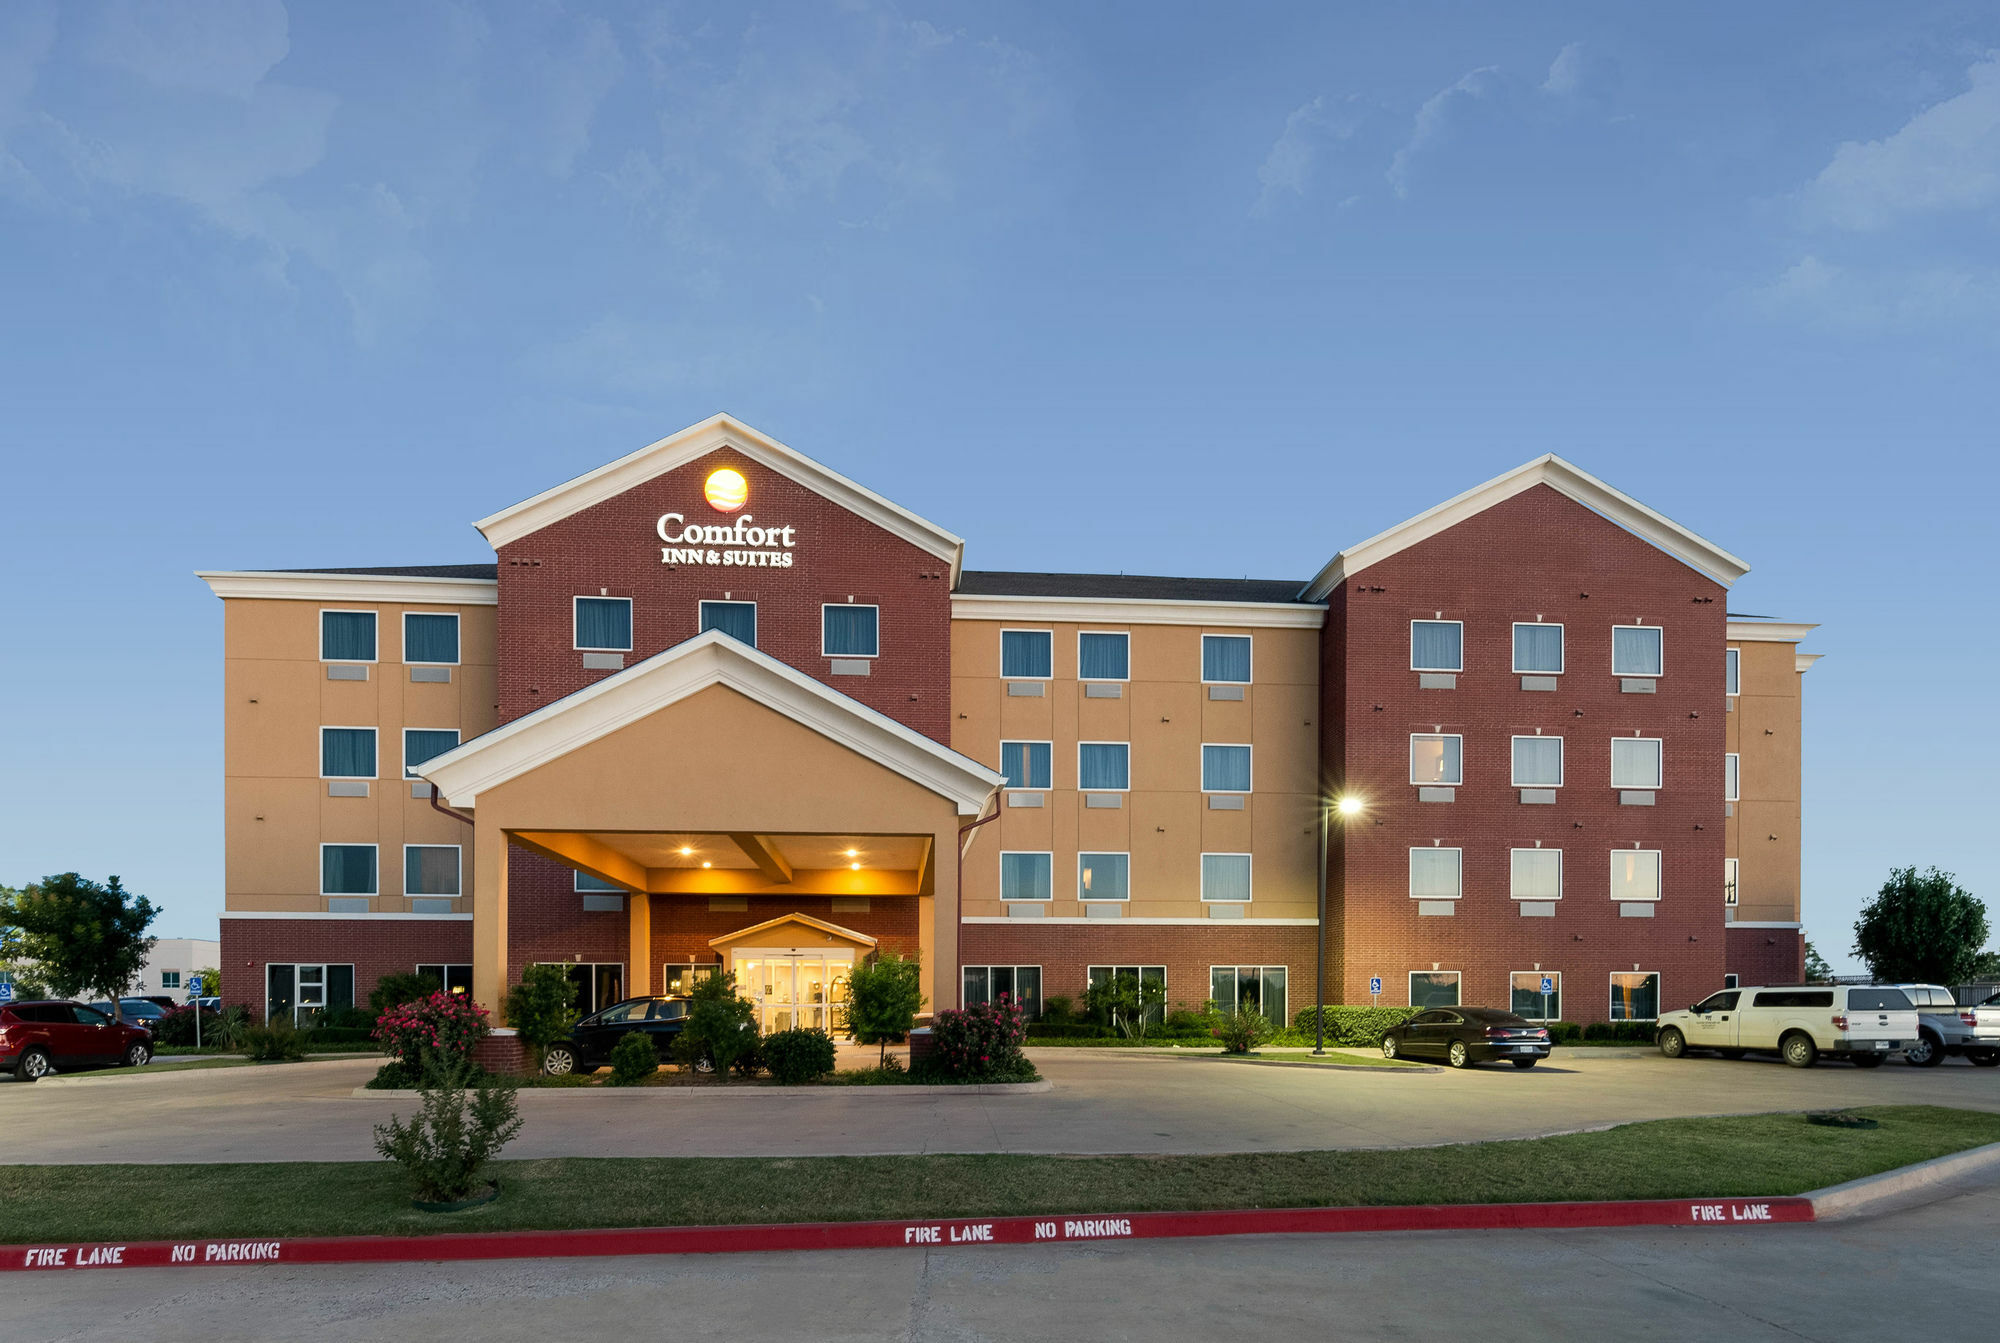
[1656, 985, 1919, 1068]
[1891, 983, 2000, 1067]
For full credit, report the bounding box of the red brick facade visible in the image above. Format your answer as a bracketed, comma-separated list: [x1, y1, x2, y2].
[963, 923, 1322, 1019]
[220, 918, 472, 1016]
[1726, 925, 1806, 987]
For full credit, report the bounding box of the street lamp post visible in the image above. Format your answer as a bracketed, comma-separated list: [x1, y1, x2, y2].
[1316, 794, 1362, 1057]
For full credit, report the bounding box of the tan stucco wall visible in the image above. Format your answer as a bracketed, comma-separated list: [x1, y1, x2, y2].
[1725, 639, 1806, 924]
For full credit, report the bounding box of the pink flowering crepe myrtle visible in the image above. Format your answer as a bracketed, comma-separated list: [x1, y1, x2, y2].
[928, 995, 1028, 1079]
[373, 991, 491, 1069]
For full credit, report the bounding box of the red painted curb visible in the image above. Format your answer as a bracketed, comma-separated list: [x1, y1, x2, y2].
[4, 1197, 1813, 1272]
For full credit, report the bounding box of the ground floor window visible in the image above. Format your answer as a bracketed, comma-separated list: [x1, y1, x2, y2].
[963, 965, 1042, 1018]
[266, 963, 355, 1025]
[1409, 970, 1460, 1008]
[1509, 972, 1561, 1021]
[538, 962, 625, 1017]
[416, 964, 473, 997]
[1086, 965, 1166, 1030]
[1723, 973, 1740, 989]
[1210, 966, 1287, 1027]
[161, 970, 182, 990]
[660, 963, 719, 997]
[1610, 971, 1660, 1022]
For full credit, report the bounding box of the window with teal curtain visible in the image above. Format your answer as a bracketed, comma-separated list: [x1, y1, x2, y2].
[574, 597, 633, 650]
[1201, 853, 1252, 902]
[1612, 626, 1663, 676]
[699, 600, 757, 646]
[321, 611, 376, 661]
[321, 845, 377, 895]
[1201, 635, 1251, 683]
[1001, 629, 1052, 678]
[1078, 852, 1129, 900]
[403, 612, 459, 664]
[823, 605, 879, 656]
[404, 846, 461, 896]
[403, 728, 459, 777]
[999, 852, 1053, 900]
[1078, 742, 1129, 790]
[999, 741, 1051, 790]
[1201, 744, 1251, 792]
[1513, 623, 1563, 673]
[321, 727, 376, 777]
[1410, 620, 1462, 671]
[1078, 632, 1129, 680]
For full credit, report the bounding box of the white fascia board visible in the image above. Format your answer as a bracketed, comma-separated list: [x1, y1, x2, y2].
[472, 414, 967, 584]
[1726, 621, 1821, 643]
[220, 911, 475, 921]
[951, 593, 1325, 629]
[196, 571, 498, 606]
[1794, 653, 1823, 673]
[959, 916, 1320, 926]
[420, 629, 1005, 814]
[1300, 455, 1752, 600]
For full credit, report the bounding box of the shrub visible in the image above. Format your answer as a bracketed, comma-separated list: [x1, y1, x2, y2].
[1212, 1009, 1269, 1054]
[763, 1027, 837, 1084]
[374, 992, 492, 1073]
[320, 1007, 377, 1031]
[367, 1059, 421, 1090]
[1547, 1021, 1584, 1045]
[847, 951, 924, 1069]
[926, 997, 1028, 1080]
[1039, 995, 1078, 1026]
[504, 964, 581, 1072]
[1024, 1022, 1113, 1039]
[1083, 972, 1166, 1039]
[670, 972, 758, 1077]
[372, 1056, 523, 1203]
[1581, 1021, 1656, 1043]
[369, 971, 443, 1018]
[301, 1026, 375, 1046]
[1291, 1006, 1425, 1047]
[241, 1018, 308, 1061]
[1162, 1006, 1216, 1037]
[731, 1044, 764, 1079]
[152, 1004, 206, 1046]
[606, 1031, 659, 1086]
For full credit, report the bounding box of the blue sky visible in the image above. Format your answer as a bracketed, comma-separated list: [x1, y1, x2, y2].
[2, 3, 1996, 969]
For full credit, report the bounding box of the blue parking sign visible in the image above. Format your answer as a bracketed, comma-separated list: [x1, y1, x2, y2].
[1540, 977, 1554, 996]
[188, 975, 204, 997]
[0, 980, 13, 1003]
[1368, 976, 1382, 996]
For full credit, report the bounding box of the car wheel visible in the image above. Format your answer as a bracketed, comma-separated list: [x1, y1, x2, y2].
[16, 1048, 51, 1082]
[1781, 1032, 1818, 1068]
[1971, 1052, 2000, 1068]
[542, 1045, 579, 1076]
[694, 1055, 716, 1074]
[1905, 1032, 1944, 1067]
[1447, 1040, 1471, 1069]
[1511, 1058, 1538, 1070]
[1658, 1027, 1687, 1059]
[1850, 1054, 1886, 1068]
[123, 1042, 152, 1068]
[1380, 1036, 1399, 1060]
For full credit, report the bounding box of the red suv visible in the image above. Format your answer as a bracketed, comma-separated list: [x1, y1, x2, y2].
[1, 1000, 155, 1081]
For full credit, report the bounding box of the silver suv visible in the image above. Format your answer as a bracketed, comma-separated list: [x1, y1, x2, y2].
[1890, 984, 2000, 1067]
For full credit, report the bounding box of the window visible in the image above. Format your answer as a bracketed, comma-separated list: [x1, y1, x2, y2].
[1078, 631, 1129, 681]
[1410, 971, 1461, 1008]
[574, 596, 633, 651]
[321, 844, 378, 896]
[321, 610, 376, 662]
[1087, 965, 1166, 1029]
[404, 845, 461, 897]
[1000, 852, 1053, 901]
[1201, 744, 1252, 793]
[416, 964, 473, 997]
[1510, 972, 1561, 1021]
[1723, 973, 1740, 990]
[1200, 853, 1252, 903]
[1725, 752, 1740, 802]
[1610, 849, 1662, 902]
[1612, 625, 1664, 677]
[1410, 734, 1463, 786]
[999, 741, 1052, 790]
[1411, 620, 1463, 672]
[1511, 736, 1563, 787]
[321, 727, 377, 778]
[265, 963, 355, 1025]
[1725, 648, 1740, 696]
[1001, 629, 1053, 679]
[1078, 852, 1130, 901]
[661, 964, 718, 996]
[963, 965, 1043, 1018]
[822, 604, 880, 658]
[1201, 634, 1252, 684]
[575, 870, 622, 892]
[403, 728, 460, 777]
[1725, 858, 1739, 906]
[1510, 848, 1562, 900]
[403, 612, 459, 665]
[1409, 848, 1463, 900]
[161, 970, 181, 990]
[536, 963, 625, 1017]
[1610, 972, 1661, 1021]
[1078, 742, 1130, 791]
[1513, 623, 1564, 674]
[1610, 737, 1663, 790]
[1211, 966, 1288, 1027]
[699, 600, 757, 646]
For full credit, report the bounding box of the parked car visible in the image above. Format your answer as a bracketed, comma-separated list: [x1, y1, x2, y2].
[1, 1000, 155, 1081]
[1380, 1007, 1553, 1069]
[87, 998, 170, 1028]
[542, 996, 694, 1075]
[133, 995, 186, 1013]
[1890, 983, 2000, 1067]
[1655, 985, 1918, 1068]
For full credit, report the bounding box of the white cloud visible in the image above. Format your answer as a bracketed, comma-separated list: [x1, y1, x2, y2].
[1542, 43, 1585, 97]
[1252, 94, 1366, 215]
[1753, 253, 2000, 332]
[1387, 66, 1500, 198]
[1804, 53, 2000, 231]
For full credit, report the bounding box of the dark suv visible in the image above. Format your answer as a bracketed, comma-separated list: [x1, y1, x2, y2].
[542, 996, 694, 1075]
[1, 1000, 156, 1081]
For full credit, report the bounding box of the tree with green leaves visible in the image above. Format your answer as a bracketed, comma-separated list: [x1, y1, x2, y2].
[0, 874, 158, 1022]
[1853, 866, 1988, 986]
[846, 951, 924, 1069]
[504, 962, 581, 1071]
[1803, 939, 1834, 983]
[1083, 971, 1167, 1040]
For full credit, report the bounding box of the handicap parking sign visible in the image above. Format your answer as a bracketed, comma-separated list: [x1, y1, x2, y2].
[188, 975, 204, 997]
[1540, 977, 1554, 996]
[0, 980, 12, 1003]
[1368, 976, 1382, 996]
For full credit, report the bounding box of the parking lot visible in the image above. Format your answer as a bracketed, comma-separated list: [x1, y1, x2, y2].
[3, 1047, 1997, 1164]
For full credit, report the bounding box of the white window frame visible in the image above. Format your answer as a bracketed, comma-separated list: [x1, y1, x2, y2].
[403, 727, 461, 779]
[1408, 847, 1464, 901]
[401, 610, 461, 666]
[962, 965, 1044, 1011]
[572, 595, 634, 652]
[1510, 734, 1564, 788]
[1200, 742, 1253, 794]
[1200, 633, 1253, 685]
[999, 627, 1055, 680]
[1610, 736, 1664, 790]
[1076, 630, 1131, 683]
[698, 598, 758, 647]
[999, 850, 1055, 902]
[319, 842, 379, 897]
[1510, 971, 1562, 1021]
[1409, 619, 1464, 673]
[1077, 851, 1132, 902]
[1609, 970, 1662, 1022]
[1610, 848, 1663, 903]
[402, 843, 463, 898]
[161, 970, 181, 990]
[1611, 624, 1665, 677]
[1725, 647, 1740, 697]
[1409, 970, 1462, 1009]
[1725, 858, 1739, 907]
[1725, 752, 1740, 802]
[267, 962, 354, 1026]
[820, 603, 881, 659]
[1511, 621, 1566, 675]
[1077, 740, 1131, 792]
[1409, 733, 1464, 786]
[319, 608, 378, 664]
[320, 725, 379, 780]
[1200, 852, 1253, 903]
[999, 740, 1054, 792]
[1209, 965, 1289, 1023]
[1509, 847, 1562, 901]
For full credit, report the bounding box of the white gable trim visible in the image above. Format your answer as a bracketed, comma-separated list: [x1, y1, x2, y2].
[418, 629, 1004, 814]
[1726, 621, 1819, 644]
[197, 571, 498, 606]
[1300, 455, 1750, 599]
[473, 414, 966, 582]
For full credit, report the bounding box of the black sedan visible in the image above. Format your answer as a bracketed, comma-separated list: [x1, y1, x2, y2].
[1381, 1007, 1553, 1069]
[542, 996, 691, 1075]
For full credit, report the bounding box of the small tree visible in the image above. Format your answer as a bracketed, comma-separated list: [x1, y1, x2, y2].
[0, 874, 157, 1022]
[1853, 866, 1989, 986]
[670, 972, 759, 1077]
[505, 963, 581, 1072]
[1803, 939, 1834, 983]
[847, 951, 924, 1068]
[373, 1056, 523, 1203]
[1083, 972, 1167, 1040]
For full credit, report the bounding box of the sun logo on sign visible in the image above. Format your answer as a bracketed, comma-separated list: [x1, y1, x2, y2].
[704, 468, 749, 513]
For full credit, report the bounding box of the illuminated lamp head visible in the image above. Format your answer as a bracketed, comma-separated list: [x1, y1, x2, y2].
[704, 467, 749, 512]
[1336, 795, 1364, 817]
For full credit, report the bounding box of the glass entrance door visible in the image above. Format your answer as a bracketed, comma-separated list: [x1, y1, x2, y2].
[735, 953, 854, 1036]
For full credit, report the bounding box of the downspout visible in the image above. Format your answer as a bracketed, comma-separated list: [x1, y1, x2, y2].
[954, 795, 1002, 1010]
[426, 785, 475, 828]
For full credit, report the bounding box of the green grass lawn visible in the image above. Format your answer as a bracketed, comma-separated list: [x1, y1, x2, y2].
[2, 1105, 1992, 1244]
